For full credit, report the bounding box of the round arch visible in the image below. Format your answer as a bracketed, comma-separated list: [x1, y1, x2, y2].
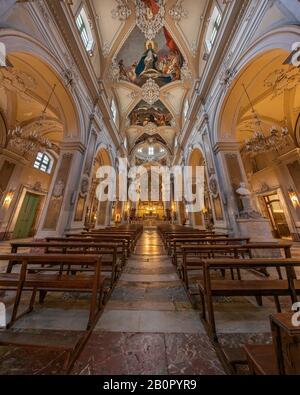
[187, 146, 205, 167]
[94, 145, 113, 167]
[212, 25, 300, 145]
[0, 29, 85, 144]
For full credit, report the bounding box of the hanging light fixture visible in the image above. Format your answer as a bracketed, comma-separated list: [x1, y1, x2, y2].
[7, 84, 57, 159]
[241, 84, 291, 155]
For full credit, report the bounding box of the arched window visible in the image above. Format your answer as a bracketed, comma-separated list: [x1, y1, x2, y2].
[76, 8, 94, 53]
[33, 152, 53, 174]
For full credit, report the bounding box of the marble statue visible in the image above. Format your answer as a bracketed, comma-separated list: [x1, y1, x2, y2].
[236, 182, 262, 219]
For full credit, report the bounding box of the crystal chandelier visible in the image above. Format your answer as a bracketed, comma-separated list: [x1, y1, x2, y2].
[243, 127, 290, 154]
[7, 126, 53, 159]
[241, 84, 291, 155]
[136, 0, 165, 40]
[6, 83, 56, 159]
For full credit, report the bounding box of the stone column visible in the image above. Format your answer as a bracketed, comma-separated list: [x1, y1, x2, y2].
[213, 142, 248, 235]
[36, 142, 85, 238]
[70, 130, 98, 231]
[213, 142, 274, 241]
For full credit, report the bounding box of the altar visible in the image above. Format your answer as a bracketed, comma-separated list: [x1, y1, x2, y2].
[137, 201, 165, 220]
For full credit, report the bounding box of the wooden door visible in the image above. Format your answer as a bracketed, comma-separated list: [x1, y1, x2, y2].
[13, 193, 41, 239]
[263, 194, 291, 239]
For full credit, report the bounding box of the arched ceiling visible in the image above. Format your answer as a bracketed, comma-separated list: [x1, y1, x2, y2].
[71, 0, 214, 159]
[0, 53, 80, 149]
[219, 50, 300, 144]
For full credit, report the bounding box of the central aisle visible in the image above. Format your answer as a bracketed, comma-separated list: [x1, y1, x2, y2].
[73, 228, 225, 375]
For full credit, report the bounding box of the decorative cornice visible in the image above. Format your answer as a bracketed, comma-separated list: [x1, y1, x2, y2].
[213, 142, 241, 154]
[60, 141, 86, 154]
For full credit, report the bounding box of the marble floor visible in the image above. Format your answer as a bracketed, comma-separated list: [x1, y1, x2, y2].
[71, 230, 225, 375]
[0, 232, 299, 375]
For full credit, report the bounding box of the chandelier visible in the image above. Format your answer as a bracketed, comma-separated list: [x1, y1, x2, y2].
[243, 127, 290, 155]
[7, 126, 53, 159]
[6, 83, 57, 159]
[136, 0, 165, 40]
[241, 84, 291, 155]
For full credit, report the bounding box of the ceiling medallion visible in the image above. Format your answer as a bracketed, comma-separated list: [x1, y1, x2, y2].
[111, 0, 132, 21]
[136, 0, 165, 40]
[144, 122, 158, 135]
[141, 78, 160, 105]
[169, 0, 188, 22]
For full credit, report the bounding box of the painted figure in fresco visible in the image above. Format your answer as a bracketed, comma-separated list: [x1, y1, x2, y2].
[129, 100, 173, 128]
[127, 62, 138, 83]
[136, 41, 158, 77]
[118, 59, 128, 80]
[117, 24, 183, 87]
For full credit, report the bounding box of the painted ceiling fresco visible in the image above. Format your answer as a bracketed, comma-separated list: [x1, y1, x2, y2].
[116, 26, 184, 88]
[129, 100, 173, 127]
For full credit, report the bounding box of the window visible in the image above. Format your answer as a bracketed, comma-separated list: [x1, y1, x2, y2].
[111, 99, 117, 124]
[76, 8, 94, 52]
[183, 98, 189, 121]
[148, 146, 154, 156]
[33, 152, 53, 174]
[205, 7, 222, 53]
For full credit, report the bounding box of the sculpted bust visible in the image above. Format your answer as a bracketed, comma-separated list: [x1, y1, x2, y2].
[236, 182, 251, 196]
[236, 182, 262, 219]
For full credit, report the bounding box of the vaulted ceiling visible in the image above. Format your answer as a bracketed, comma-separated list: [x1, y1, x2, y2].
[70, 0, 217, 162]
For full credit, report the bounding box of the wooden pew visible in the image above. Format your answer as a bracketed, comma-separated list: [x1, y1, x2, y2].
[170, 237, 249, 266]
[197, 258, 300, 341]
[67, 233, 133, 257]
[0, 254, 104, 330]
[165, 233, 226, 254]
[47, 237, 127, 267]
[244, 312, 300, 375]
[158, 227, 219, 250]
[9, 241, 120, 289]
[46, 237, 126, 270]
[92, 229, 141, 250]
[181, 242, 293, 290]
[0, 329, 85, 373]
